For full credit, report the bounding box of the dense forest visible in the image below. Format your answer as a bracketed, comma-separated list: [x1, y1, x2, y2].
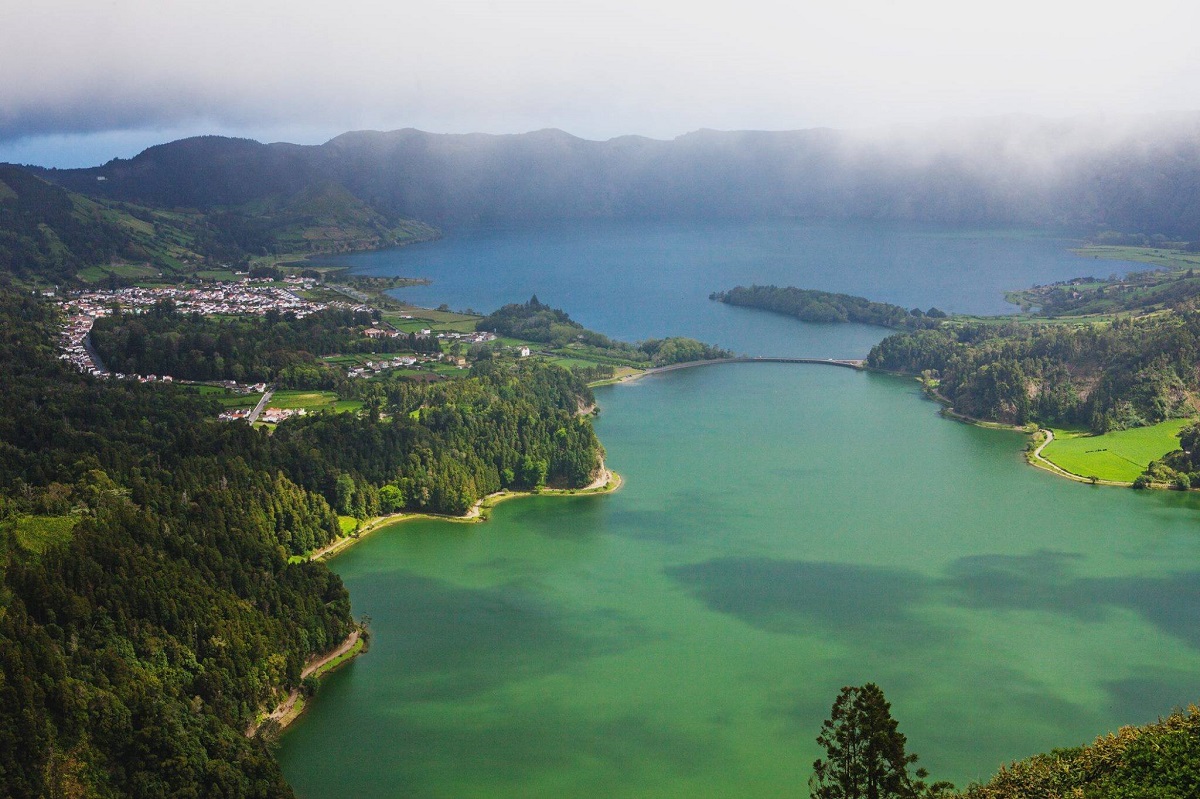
[477, 295, 731, 366]
[90, 303, 438, 385]
[0, 288, 352, 797]
[275, 359, 605, 516]
[0, 285, 604, 797]
[711, 285, 944, 328]
[867, 313, 1200, 430]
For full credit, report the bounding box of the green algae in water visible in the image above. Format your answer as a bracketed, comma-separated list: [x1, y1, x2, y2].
[278, 364, 1200, 798]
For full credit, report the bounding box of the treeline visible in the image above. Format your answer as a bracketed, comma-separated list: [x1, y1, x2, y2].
[275, 359, 604, 516]
[478, 295, 731, 365]
[477, 295, 596, 346]
[867, 313, 1200, 430]
[711, 285, 944, 328]
[807, 680, 1200, 799]
[0, 285, 606, 796]
[90, 302, 440, 384]
[1142, 422, 1200, 489]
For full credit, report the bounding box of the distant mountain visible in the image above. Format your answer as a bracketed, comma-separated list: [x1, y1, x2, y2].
[35, 114, 1200, 237]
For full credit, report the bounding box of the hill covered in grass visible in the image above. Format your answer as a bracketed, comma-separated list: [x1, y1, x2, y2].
[0, 163, 435, 287]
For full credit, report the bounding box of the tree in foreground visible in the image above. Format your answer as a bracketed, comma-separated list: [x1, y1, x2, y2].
[809, 683, 954, 799]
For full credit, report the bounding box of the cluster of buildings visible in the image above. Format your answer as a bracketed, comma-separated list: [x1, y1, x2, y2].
[260, 407, 306, 423]
[57, 313, 109, 376]
[347, 355, 427, 378]
[61, 282, 340, 320]
[362, 327, 403, 339]
[54, 280, 373, 380]
[217, 407, 306, 423]
[438, 330, 497, 344]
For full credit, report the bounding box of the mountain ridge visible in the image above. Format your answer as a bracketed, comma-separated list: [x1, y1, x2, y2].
[27, 114, 1200, 236]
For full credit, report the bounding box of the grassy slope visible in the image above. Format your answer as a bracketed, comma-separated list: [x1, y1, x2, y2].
[1042, 419, 1192, 482]
[10, 515, 78, 554]
[4, 165, 438, 286]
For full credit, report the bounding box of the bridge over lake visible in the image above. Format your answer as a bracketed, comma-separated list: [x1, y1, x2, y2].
[641, 356, 866, 377]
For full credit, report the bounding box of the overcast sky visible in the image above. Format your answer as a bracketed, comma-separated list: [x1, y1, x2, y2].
[4, 0, 1200, 167]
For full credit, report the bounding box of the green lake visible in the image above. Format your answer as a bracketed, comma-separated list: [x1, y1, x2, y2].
[278, 363, 1200, 797]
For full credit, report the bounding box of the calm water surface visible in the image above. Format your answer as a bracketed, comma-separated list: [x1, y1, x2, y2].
[278, 223, 1190, 797]
[323, 219, 1144, 355]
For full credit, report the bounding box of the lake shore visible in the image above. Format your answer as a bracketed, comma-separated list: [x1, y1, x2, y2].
[257, 469, 623, 733]
[1024, 428, 1131, 486]
[309, 467, 623, 564]
[920, 379, 1190, 489]
[247, 628, 366, 737]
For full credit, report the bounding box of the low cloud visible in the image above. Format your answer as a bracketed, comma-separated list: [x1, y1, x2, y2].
[3, 0, 1200, 151]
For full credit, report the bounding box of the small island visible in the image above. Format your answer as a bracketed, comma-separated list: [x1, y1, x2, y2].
[711, 284, 945, 328]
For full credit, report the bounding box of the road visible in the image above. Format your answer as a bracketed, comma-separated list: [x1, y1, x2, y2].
[247, 389, 274, 423]
[82, 330, 108, 374]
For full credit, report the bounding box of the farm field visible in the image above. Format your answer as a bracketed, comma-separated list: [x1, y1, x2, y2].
[1042, 418, 1192, 482]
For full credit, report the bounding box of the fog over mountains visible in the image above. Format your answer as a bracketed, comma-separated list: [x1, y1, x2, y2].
[34, 113, 1200, 237]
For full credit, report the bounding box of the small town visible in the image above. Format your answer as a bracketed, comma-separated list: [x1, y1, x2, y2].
[54, 279, 372, 379]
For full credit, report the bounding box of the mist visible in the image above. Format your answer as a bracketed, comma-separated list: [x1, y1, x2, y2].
[4, 0, 1200, 167]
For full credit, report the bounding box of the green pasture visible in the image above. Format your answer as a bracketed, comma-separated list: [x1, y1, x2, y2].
[1042, 418, 1192, 482]
[383, 306, 480, 333]
[76, 263, 162, 283]
[547, 356, 604, 370]
[1072, 246, 1200, 271]
[10, 515, 78, 554]
[268, 390, 362, 414]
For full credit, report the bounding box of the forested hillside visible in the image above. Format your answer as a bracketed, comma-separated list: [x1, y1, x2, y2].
[0, 164, 135, 283]
[0, 285, 605, 796]
[0, 288, 352, 797]
[276, 360, 605, 515]
[477, 296, 731, 366]
[0, 163, 435, 286]
[37, 114, 1200, 237]
[867, 314, 1200, 430]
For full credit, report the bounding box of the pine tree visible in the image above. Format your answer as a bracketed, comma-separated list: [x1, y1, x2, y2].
[809, 683, 952, 799]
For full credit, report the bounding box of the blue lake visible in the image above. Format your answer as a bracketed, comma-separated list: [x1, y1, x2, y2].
[325, 219, 1143, 355]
